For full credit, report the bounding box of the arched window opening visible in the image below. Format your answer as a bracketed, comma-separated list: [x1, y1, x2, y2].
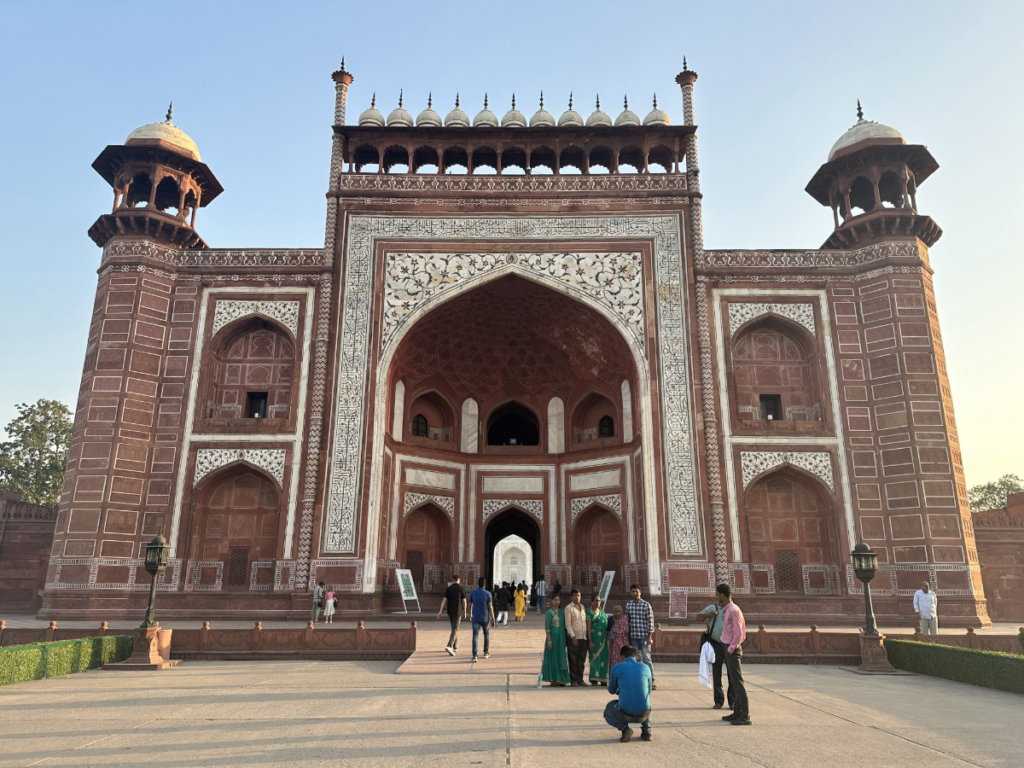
[352, 144, 380, 173]
[126, 172, 152, 207]
[407, 391, 454, 442]
[731, 318, 822, 426]
[648, 145, 674, 172]
[500, 147, 527, 173]
[383, 145, 410, 173]
[412, 146, 440, 174]
[619, 145, 644, 173]
[530, 146, 557, 173]
[589, 146, 615, 174]
[154, 176, 181, 214]
[559, 145, 586, 174]
[849, 176, 875, 215]
[182, 190, 198, 221]
[487, 402, 540, 446]
[205, 320, 294, 421]
[471, 146, 498, 173]
[878, 170, 904, 208]
[571, 391, 618, 445]
[442, 146, 469, 173]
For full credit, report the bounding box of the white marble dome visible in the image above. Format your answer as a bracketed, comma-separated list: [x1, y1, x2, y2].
[828, 113, 905, 161]
[501, 95, 527, 128]
[585, 96, 612, 128]
[614, 97, 640, 127]
[643, 95, 670, 126]
[444, 95, 470, 128]
[473, 95, 499, 128]
[529, 93, 555, 128]
[416, 94, 442, 128]
[557, 94, 583, 127]
[125, 105, 201, 161]
[357, 94, 385, 127]
[386, 92, 413, 127]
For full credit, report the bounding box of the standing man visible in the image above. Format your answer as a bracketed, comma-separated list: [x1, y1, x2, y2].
[564, 588, 589, 687]
[535, 575, 547, 614]
[718, 583, 750, 726]
[437, 574, 466, 656]
[496, 582, 511, 627]
[695, 602, 733, 710]
[914, 581, 938, 635]
[603, 645, 652, 742]
[312, 581, 325, 624]
[625, 584, 657, 690]
[468, 577, 496, 663]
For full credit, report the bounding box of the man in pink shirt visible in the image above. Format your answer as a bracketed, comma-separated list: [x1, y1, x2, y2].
[717, 583, 750, 725]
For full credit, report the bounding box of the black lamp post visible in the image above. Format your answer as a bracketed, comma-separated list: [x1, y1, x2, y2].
[141, 534, 169, 628]
[851, 541, 879, 636]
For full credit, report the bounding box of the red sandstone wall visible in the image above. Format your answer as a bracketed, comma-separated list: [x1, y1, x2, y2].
[0, 493, 56, 614]
[973, 492, 1024, 621]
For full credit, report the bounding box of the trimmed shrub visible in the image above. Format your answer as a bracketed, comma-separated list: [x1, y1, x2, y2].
[0, 636, 133, 687]
[886, 639, 1024, 695]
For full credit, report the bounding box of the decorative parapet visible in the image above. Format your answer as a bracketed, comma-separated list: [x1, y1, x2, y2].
[102, 241, 327, 268]
[701, 240, 924, 271]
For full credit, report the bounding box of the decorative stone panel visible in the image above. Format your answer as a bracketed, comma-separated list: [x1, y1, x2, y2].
[570, 494, 622, 523]
[211, 300, 300, 338]
[482, 499, 543, 523]
[728, 302, 815, 337]
[739, 451, 834, 491]
[193, 448, 287, 488]
[403, 492, 455, 520]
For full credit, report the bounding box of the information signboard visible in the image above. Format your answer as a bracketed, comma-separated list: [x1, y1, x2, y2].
[668, 587, 688, 619]
[395, 568, 421, 613]
[598, 570, 616, 607]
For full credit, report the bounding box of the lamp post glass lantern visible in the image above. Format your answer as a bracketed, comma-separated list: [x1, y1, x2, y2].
[851, 541, 879, 636]
[141, 534, 169, 628]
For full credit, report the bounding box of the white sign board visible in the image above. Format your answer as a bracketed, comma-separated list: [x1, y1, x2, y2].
[395, 568, 421, 614]
[668, 587, 688, 619]
[597, 570, 616, 608]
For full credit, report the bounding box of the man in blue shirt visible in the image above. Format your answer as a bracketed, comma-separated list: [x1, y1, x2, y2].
[603, 645, 652, 742]
[468, 577, 495, 663]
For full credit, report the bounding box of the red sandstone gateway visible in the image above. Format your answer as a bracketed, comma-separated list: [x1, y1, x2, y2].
[35, 61, 991, 627]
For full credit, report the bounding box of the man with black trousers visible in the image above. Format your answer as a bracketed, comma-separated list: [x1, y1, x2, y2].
[495, 581, 511, 626]
[437, 574, 466, 656]
[717, 583, 751, 726]
[695, 601, 734, 710]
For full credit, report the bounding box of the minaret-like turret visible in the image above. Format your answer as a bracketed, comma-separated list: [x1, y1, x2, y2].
[88, 104, 222, 249]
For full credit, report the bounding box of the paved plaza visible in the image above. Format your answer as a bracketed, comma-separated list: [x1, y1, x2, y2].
[1, 617, 1021, 767]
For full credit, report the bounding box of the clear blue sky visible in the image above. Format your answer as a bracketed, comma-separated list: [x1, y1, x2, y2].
[0, 1, 1020, 486]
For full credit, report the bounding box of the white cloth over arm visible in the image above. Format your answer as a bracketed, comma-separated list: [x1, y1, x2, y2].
[698, 641, 715, 688]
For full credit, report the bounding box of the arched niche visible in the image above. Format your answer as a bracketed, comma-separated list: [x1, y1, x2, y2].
[569, 390, 620, 449]
[572, 503, 623, 592]
[743, 468, 840, 595]
[202, 317, 296, 428]
[406, 390, 455, 444]
[186, 465, 282, 590]
[484, 509, 542, 590]
[402, 503, 453, 592]
[729, 316, 825, 431]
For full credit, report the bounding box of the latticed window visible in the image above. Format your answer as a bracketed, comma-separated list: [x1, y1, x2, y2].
[411, 414, 428, 437]
[599, 415, 615, 438]
[775, 549, 801, 592]
[226, 547, 250, 587]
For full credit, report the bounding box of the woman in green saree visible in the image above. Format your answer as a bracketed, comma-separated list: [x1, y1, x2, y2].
[587, 595, 610, 685]
[541, 594, 570, 686]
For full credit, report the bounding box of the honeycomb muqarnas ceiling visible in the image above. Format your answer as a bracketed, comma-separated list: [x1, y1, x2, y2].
[390, 276, 635, 406]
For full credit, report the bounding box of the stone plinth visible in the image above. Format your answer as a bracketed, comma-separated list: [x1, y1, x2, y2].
[104, 626, 181, 671]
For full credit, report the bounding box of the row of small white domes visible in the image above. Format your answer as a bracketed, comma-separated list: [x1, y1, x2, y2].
[357, 92, 670, 129]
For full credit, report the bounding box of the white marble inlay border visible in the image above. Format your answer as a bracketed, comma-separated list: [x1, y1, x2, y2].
[739, 451, 834, 490]
[727, 302, 815, 337]
[482, 499, 544, 523]
[212, 300, 300, 338]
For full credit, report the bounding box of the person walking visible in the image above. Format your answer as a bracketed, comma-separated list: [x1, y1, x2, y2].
[514, 583, 527, 622]
[603, 645, 652, 742]
[587, 595, 611, 685]
[717, 583, 750, 726]
[468, 577, 495, 663]
[695, 602, 733, 710]
[496, 582, 511, 626]
[625, 584, 657, 689]
[541, 594, 570, 686]
[535, 576, 547, 614]
[914, 581, 938, 635]
[564, 588, 589, 686]
[609, 605, 630, 668]
[437, 574, 467, 656]
[322, 585, 336, 624]
[312, 581, 325, 624]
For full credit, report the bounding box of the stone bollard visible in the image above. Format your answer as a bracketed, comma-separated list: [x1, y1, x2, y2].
[857, 631, 897, 674]
[200, 621, 210, 651]
[304, 620, 314, 650]
[252, 621, 263, 652]
[809, 625, 821, 654]
[356, 620, 367, 650]
[758, 624, 769, 655]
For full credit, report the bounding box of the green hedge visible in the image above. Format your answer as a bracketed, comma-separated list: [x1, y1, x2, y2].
[0, 635, 134, 687]
[886, 639, 1024, 695]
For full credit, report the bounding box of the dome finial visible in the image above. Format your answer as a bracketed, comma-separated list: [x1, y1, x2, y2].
[398, 89, 404, 108]
[683, 56, 688, 71]
[596, 95, 601, 110]
[165, 102, 173, 123]
[857, 99, 863, 121]
[428, 92, 433, 109]
[484, 93, 489, 109]
[371, 92, 376, 108]
[624, 95, 629, 110]
[455, 92, 460, 108]
[539, 91, 544, 109]
[340, 56, 345, 71]
[512, 93, 516, 109]
[568, 92, 573, 110]
[653, 94, 658, 109]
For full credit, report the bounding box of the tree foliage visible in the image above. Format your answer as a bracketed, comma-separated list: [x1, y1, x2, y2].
[967, 474, 1024, 512]
[0, 399, 73, 506]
